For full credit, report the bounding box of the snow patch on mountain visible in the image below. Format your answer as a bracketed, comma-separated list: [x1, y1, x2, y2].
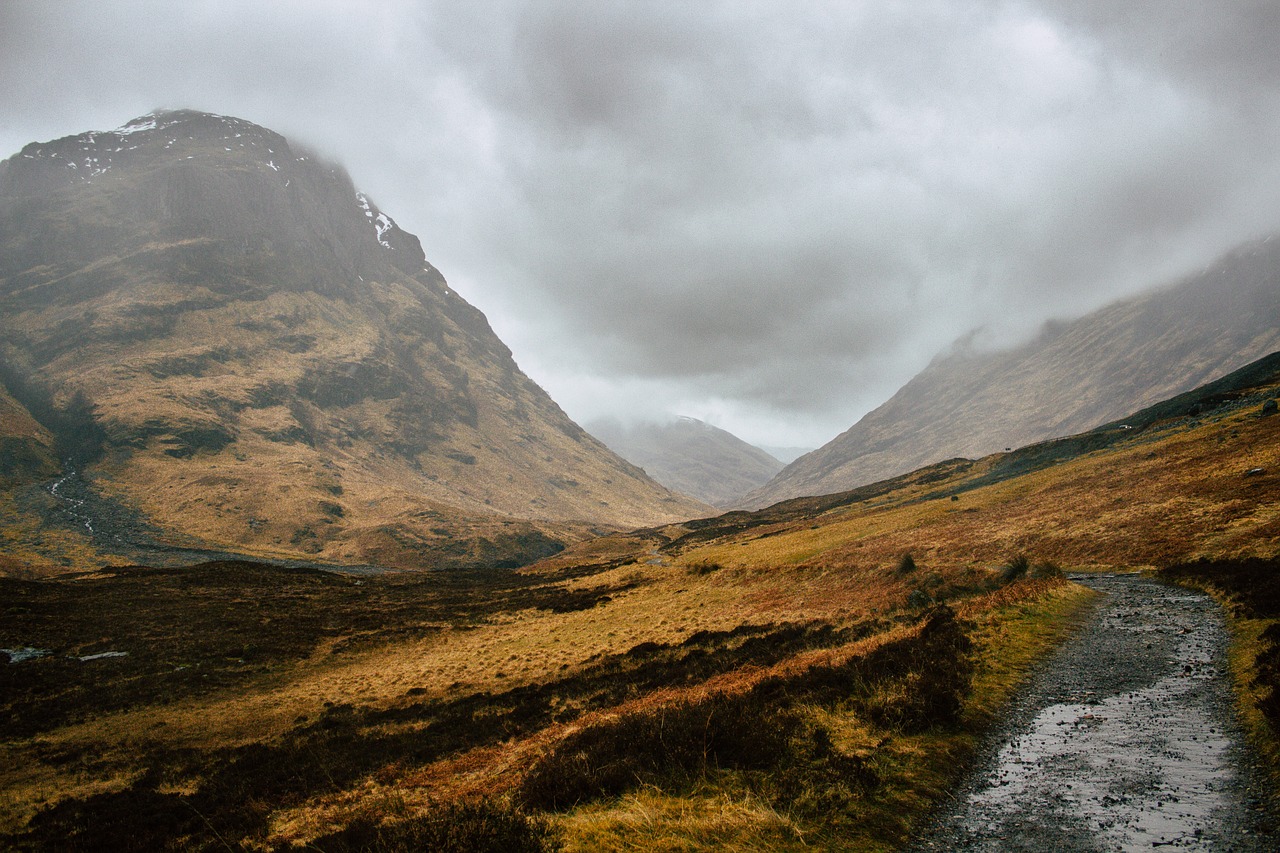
[374, 213, 395, 248]
[355, 192, 395, 249]
[115, 115, 158, 135]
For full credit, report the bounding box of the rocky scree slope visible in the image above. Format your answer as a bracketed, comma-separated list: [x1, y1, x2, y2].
[0, 110, 707, 569]
[745, 237, 1280, 507]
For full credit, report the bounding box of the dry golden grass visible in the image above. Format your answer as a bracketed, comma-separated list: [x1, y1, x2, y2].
[0, 559, 822, 833]
[532, 580, 1097, 853]
[557, 788, 805, 853]
[3, 368, 1277, 849]
[1227, 618, 1280, 778]
[239, 577, 1089, 850]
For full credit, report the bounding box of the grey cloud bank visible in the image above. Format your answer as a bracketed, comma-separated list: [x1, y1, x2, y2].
[3, 0, 1279, 448]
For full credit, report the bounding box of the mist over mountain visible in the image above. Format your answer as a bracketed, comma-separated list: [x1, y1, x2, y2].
[0, 110, 707, 569]
[587, 416, 782, 508]
[759, 445, 814, 465]
[745, 236, 1280, 507]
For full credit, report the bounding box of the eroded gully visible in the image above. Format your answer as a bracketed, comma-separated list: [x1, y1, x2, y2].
[910, 573, 1277, 852]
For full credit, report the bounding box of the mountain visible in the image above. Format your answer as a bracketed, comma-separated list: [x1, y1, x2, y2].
[587, 416, 783, 507]
[0, 110, 708, 569]
[745, 236, 1280, 507]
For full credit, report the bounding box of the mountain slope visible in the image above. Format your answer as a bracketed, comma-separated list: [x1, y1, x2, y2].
[588, 416, 783, 507]
[557, 347, 1280, 579]
[745, 237, 1280, 507]
[0, 110, 707, 569]
[0, 385, 58, 486]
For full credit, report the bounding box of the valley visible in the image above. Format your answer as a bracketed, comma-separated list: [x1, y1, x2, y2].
[2, 109, 1280, 852]
[3, 346, 1279, 850]
[588, 416, 784, 508]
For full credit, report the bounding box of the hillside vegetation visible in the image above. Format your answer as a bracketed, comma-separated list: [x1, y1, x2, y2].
[2, 351, 1277, 850]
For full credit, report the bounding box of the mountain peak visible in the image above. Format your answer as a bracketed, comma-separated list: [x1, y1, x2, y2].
[2, 107, 441, 290]
[0, 111, 708, 569]
[9, 109, 291, 189]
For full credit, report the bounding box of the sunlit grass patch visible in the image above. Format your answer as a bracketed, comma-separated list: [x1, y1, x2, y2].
[1228, 618, 1280, 787]
[539, 577, 1094, 850]
[558, 786, 805, 853]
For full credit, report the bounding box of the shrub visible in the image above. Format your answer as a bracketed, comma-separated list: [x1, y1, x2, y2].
[906, 589, 933, 609]
[1029, 560, 1063, 580]
[896, 553, 917, 575]
[995, 554, 1030, 585]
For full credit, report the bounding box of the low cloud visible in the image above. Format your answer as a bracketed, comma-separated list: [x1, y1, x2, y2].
[4, 0, 1280, 447]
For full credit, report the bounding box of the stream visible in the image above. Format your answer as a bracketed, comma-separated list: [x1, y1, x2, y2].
[910, 573, 1276, 851]
[39, 465, 390, 574]
[47, 467, 94, 535]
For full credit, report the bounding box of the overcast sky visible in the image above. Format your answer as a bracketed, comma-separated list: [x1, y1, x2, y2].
[4, 1, 1280, 448]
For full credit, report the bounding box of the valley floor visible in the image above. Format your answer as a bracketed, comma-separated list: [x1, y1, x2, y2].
[2, 354, 1279, 850]
[0, 558, 1091, 852]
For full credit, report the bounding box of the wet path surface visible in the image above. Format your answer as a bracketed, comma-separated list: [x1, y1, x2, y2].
[911, 573, 1276, 852]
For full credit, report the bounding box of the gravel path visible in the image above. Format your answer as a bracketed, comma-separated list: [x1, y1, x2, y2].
[910, 573, 1276, 852]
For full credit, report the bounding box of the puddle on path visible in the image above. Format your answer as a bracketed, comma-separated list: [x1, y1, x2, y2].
[76, 651, 129, 662]
[1, 647, 51, 664]
[912, 574, 1275, 852]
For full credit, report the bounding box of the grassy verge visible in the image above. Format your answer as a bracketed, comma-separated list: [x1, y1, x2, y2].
[959, 577, 1100, 724]
[1229, 618, 1280, 781]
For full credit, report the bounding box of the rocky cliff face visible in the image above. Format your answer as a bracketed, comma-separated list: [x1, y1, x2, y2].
[0, 110, 707, 568]
[745, 236, 1280, 507]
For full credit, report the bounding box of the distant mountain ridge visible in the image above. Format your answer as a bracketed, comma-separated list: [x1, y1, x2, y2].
[0, 110, 708, 569]
[745, 236, 1280, 507]
[759, 445, 814, 465]
[588, 416, 783, 507]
